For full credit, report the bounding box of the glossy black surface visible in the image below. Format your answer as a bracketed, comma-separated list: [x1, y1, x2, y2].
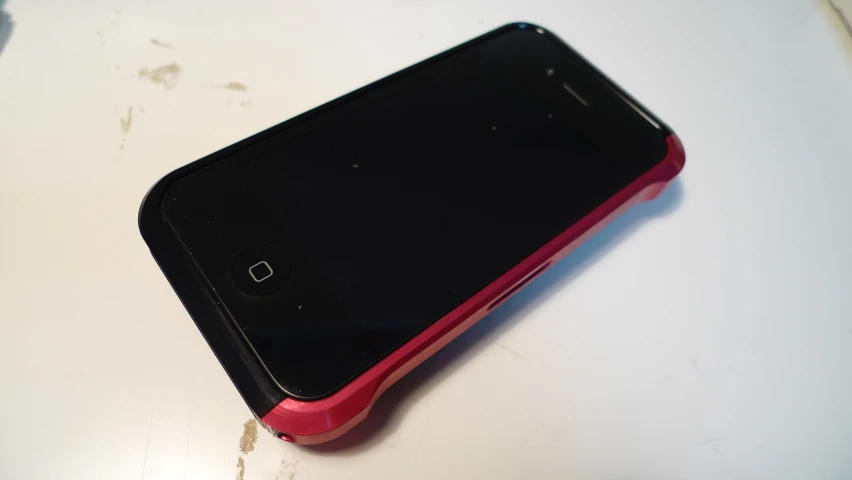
[162, 25, 669, 399]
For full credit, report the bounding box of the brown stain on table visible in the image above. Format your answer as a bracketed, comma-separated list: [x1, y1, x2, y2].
[138, 63, 183, 89]
[222, 81, 248, 91]
[238, 418, 258, 454]
[236, 457, 246, 480]
[119, 106, 133, 134]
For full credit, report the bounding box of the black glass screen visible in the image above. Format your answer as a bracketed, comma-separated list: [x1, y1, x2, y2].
[163, 26, 669, 399]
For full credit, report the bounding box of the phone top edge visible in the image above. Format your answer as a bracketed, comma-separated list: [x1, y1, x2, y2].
[140, 20, 673, 227]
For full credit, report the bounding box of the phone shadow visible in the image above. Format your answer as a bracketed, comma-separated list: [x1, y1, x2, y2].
[301, 179, 685, 456]
[0, 0, 13, 60]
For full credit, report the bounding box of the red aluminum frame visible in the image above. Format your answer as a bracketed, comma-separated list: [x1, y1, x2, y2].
[261, 133, 686, 444]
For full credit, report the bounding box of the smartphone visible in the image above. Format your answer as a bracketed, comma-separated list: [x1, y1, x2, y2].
[139, 23, 685, 444]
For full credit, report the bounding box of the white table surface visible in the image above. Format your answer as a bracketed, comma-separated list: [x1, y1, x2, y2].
[2, 0, 852, 479]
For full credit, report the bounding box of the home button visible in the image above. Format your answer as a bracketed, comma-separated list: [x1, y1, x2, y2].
[248, 261, 274, 283]
[231, 246, 290, 295]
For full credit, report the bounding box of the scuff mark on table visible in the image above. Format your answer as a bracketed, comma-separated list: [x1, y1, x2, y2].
[150, 38, 175, 49]
[689, 356, 709, 380]
[623, 467, 644, 480]
[495, 342, 525, 360]
[140, 404, 156, 480]
[274, 455, 300, 480]
[696, 437, 727, 462]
